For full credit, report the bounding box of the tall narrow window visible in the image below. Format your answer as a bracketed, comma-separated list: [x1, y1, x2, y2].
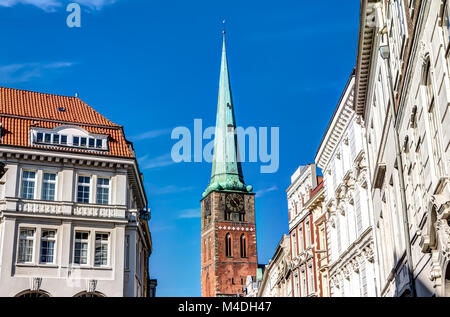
[18, 228, 35, 263]
[74, 232, 89, 265]
[77, 176, 90, 203]
[21, 171, 36, 199]
[42, 173, 56, 201]
[96, 178, 110, 205]
[40, 230, 56, 264]
[125, 235, 130, 270]
[225, 210, 231, 221]
[240, 234, 247, 258]
[225, 233, 232, 257]
[305, 221, 311, 247]
[95, 233, 109, 267]
[424, 61, 444, 177]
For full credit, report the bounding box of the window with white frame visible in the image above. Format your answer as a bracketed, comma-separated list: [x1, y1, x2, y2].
[21, 171, 36, 199]
[308, 265, 315, 294]
[40, 230, 56, 264]
[74, 232, 89, 265]
[42, 173, 56, 201]
[301, 270, 307, 297]
[305, 221, 311, 247]
[18, 228, 35, 263]
[77, 176, 91, 203]
[94, 233, 109, 267]
[96, 177, 110, 205]
[299, 227, 304, 252]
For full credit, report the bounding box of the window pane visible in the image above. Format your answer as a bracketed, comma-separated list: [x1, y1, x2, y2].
[42, 173, 56, 201]
[36, 133, 43, 143]
[21, 171, 36, 199]
[89, 138, 95, 148]
[18, 228, 35, 263]
[77, 176, 90, 203]
[96, 178, 110, 205]
[44, 133, 51, 143]
[73, 136, 80, 146]
[40, 230, 56, 264]
[96, 139, 103, 149]
[74, 232, 89, 265]
[60, 135, 68, 145]
[80, 137, 87, 147]
[53, 134, 60, 144]
[94, 233, 109, 266]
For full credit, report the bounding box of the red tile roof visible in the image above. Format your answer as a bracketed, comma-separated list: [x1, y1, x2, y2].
[0, 86, 133, 158]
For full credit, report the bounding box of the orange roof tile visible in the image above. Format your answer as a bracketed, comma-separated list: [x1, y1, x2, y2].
[0, 87, 133, 158]
[0, 86, 118, 127]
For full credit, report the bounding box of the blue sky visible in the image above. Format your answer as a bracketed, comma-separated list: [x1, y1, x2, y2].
[0, 0, 360, 296]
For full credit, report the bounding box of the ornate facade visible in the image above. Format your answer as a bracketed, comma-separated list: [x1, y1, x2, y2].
[356, 0, 450, 297]
[0, 87, 152, 297]
[258, 235, 292, 297]
[316, 73, 378, 297]
[286, 165, 321, 297]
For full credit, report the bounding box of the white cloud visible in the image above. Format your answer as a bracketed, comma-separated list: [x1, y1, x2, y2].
[0, 0, 117, 11]
[138, 153, 176, 170]
[131, 128, 171, 142]
[255, 185, 278, 198]
[0, 61, 74, 84]
[178, 208, 200, 219]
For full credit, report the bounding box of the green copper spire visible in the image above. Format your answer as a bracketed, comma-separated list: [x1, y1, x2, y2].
[203, 31, 253, 198]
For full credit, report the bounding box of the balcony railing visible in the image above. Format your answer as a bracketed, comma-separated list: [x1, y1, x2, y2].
[1, 198, 126, 219]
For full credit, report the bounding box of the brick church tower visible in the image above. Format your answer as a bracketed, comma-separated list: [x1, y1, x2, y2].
[201, 31, 258, 297]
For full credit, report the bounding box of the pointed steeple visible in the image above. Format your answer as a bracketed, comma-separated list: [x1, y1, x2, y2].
[203, 31, 253, 197]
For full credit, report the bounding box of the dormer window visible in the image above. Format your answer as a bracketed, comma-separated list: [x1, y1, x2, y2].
[31, 126, 108, 151]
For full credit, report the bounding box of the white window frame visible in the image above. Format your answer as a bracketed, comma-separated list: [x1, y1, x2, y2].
[21, 170, 36, 200]
[39, 229, 57, 264]
[74, 231, 90, 265]
[94, 232, 110, 267]
[96, 177, 110, 205]
[17, 228, 35, 264]
[42, 172, 57, 201]
[77, 175, 91, 204]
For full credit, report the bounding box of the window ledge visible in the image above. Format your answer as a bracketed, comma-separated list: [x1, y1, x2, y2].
[16, 263, 59, 269]
[72, 265, 113, 271]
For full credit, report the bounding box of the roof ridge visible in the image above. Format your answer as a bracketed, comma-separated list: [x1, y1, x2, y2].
[0, 86, 120, 128]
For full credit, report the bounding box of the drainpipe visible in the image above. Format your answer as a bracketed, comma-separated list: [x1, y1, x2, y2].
[379, 45, 417, 297]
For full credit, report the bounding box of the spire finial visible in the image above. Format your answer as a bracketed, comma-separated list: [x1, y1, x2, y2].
[222, 19, 226, 35]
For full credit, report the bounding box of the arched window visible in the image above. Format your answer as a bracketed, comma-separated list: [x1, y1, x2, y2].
[225, 233, 232, 257]
[15, 290, 51, 298]
[240, 234, 247, 258]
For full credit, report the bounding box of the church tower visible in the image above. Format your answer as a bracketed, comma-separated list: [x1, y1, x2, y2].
[201, 31, 258, 297]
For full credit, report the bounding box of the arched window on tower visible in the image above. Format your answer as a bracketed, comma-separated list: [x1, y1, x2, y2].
[225, 233, 232, 257]
[240, 234, 247, 258]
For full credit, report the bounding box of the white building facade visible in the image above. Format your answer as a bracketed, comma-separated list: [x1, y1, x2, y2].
[316, 74, 379, 297]
[356, 0, 450, 297]
[286, 164, 320, 297]
[258, 235, 292, 297]
[0, 87, 152, 297]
